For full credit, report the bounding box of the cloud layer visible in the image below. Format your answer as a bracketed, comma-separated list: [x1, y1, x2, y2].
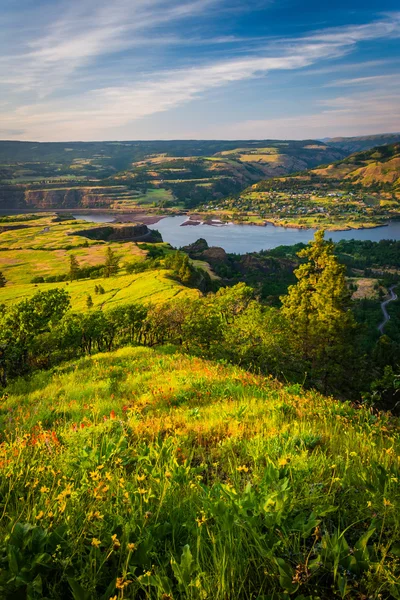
[1, 1, 400, 140]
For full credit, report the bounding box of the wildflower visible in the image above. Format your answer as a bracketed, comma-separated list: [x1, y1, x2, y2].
[383, 498, 393, 507]
[138, 488, 146, 495]
[91, 538, 101, 548]
[237, 465, 249, 473]
[115, 458, 123, 466]
[97, 464, 104, 471]
[196, 511, 207, 527]
[278, 457, 288, 467]
[127, 542, 136, 551]
[137, 474, 146, 482]
[367, 501, 372, 508]
[165, 471, 172, 478]
[349, 451, 357, 457]
[40, 486, 49, 493]
[111, 534, 121, 550]
[36, 511, 44, 520]
[88, 510, 103, 521]
[116, 577, 132, 589]
[105, 471, 113, 481]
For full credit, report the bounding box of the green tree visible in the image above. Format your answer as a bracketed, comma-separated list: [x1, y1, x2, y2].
[104, 247, 119, 278]
[86, 294, 93, 309]
[69, 254, 80, 281]
[0, 271, 6, 287]
[281, 230, 357, 394]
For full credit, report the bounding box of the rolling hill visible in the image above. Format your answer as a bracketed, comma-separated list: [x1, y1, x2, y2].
[0, 345, 399, 599]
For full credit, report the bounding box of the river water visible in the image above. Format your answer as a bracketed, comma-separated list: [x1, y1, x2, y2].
[72, 214, 400, 253]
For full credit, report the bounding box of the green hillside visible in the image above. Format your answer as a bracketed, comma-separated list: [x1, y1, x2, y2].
[0, 345, 399, 599]
[213, 143, 400, 229]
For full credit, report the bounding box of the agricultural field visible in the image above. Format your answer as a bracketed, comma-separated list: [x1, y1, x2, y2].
[0, 346, 399, 599]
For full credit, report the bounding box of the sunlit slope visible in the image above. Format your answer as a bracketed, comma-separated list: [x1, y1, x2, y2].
[0, 269, 198, 310]
[0, 346, 399, 599]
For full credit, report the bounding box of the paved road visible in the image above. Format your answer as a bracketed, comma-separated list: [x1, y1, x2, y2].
[378, 285, 398, 334]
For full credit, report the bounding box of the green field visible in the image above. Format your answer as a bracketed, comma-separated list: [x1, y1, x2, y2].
[0, 269, 199, 311]
[0, 345, 399, 599]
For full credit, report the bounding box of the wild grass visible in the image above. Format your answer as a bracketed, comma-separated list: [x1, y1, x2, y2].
[0, 270, 198, 310]
[0, 346, 399, 599]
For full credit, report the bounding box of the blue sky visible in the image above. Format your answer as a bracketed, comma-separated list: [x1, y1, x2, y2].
[0, 0, 399, 141]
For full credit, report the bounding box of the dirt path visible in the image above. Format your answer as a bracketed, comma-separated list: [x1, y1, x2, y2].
[378, 285, 398, 334]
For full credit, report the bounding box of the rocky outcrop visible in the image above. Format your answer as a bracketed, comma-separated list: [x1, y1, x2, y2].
[182, 238, 227, 264]
[182, 238, 209, 254]
[75, 224, 162, 242]
[24, 188, 117, 209]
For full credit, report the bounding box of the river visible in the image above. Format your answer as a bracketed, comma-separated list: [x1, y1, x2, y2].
[72, 214, 400, 253]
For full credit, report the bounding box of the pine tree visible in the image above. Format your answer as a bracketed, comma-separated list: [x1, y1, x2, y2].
[281, 230, 357, 393]
[0, 271, 6, 288]
[104, 247, 119, 278]
[69, 255, 80, 281]
[86, 294, 93, 309]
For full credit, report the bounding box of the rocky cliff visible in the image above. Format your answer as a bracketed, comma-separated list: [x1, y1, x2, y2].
[24, 188, 117, 209]
[75, 224, 162, 242]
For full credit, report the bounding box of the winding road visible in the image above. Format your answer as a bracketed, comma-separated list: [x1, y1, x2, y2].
[378, 285, 398, 334]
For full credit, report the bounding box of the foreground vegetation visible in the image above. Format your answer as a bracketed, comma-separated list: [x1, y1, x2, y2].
[1, 346, 399, 599]
[0, 216, 399, 599]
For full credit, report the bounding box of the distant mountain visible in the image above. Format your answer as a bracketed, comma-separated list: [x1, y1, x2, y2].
[326, 133, 400, 154]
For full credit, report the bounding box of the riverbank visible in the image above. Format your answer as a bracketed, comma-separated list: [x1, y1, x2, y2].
[183, 211, 390, 232]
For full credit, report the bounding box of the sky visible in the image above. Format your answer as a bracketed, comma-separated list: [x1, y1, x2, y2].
[0, 0, 399, 141]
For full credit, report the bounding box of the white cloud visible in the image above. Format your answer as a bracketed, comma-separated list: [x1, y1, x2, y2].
[211, 89, 400, 139]
[1, 9, 400, 140]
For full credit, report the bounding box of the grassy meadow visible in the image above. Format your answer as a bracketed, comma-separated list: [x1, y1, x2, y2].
[0, 346, 399, 599]
[0, 269, 199, 310]
[0, 214, 199, 310]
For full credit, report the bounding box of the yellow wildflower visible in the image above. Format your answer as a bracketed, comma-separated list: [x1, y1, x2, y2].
[237, 465, 249, 473]
[137, 474, 146, 482]
[138, 488, 146, 495]
[40, 486, 49, 493]
[111, 534, 121, 550]
[36, 511, 44, 520]
[91, 538, 101, 548]
[383, 498, 393, 507]
[127, 543, 136, 551]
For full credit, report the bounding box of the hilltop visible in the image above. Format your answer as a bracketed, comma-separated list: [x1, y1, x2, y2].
[0, 345, 399, 599]
[325, 133, 400, 154]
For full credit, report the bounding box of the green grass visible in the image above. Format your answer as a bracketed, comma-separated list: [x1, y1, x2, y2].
[0, 269, 198, 310]
[0, 346, 399, 599]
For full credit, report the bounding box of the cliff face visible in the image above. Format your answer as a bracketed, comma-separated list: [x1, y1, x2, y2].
[24, 188, 116, 209]
[75, 224, 162, 242]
